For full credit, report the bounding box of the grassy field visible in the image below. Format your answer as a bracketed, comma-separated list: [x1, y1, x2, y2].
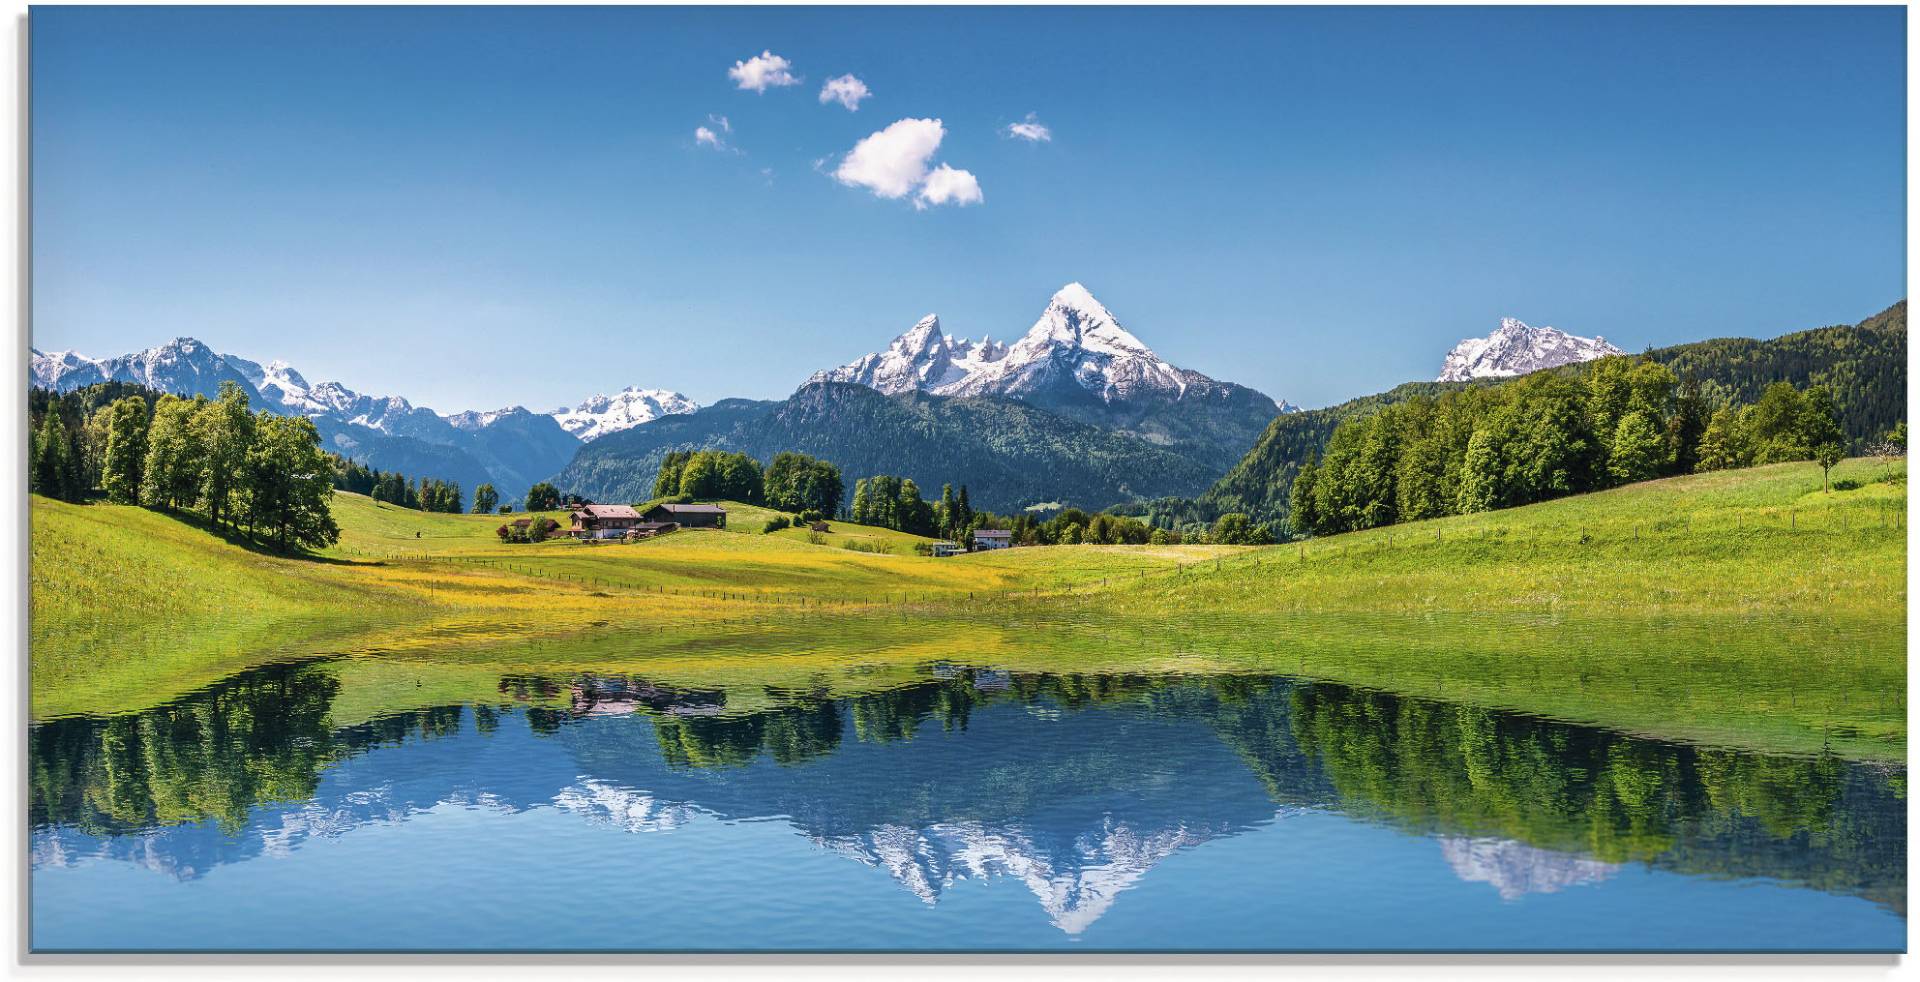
[1096, 457, 1907, 617]
[30, 459, 1906, 760]
[29, 491, 1226, 715]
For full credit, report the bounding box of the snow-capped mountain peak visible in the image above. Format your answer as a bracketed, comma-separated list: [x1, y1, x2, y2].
[810, 282, 1213, 405]
[1437, 317, 1624, 382]
[939, 282, 1190, 402]
[31, 334, 696, 451]
[32, 336, 256, 399]
[447, 406, 533, 432]
[805, 312, 1011, 395]
[1028, 281, 1152, 357]
[551, 386, 700, 442]
[28, 349, 106, 390]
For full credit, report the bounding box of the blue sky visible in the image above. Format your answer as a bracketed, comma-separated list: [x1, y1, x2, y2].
[32, 6, 1906, 412]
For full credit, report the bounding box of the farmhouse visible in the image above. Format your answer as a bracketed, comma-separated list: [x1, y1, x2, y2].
[973, 529, 1014, 550]
[643, 502, 728, 529]
[569, 503, 643, 539]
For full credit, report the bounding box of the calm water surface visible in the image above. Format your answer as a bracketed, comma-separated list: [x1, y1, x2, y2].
[29, 659, 1906, 951]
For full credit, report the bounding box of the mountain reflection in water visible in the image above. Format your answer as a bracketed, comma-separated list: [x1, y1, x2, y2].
[28, 660, 1907, 950]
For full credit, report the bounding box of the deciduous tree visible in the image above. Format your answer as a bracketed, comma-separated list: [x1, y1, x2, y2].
[99, 397, 150, 505]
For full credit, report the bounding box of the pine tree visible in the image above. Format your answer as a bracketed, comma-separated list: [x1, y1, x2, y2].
[31, 412, 73, 500]
[1670, 376, 1710, 474]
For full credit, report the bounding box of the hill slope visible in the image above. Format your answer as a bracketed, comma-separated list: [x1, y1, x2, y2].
[1073, 457, 1907, 759]
[1203, 302, 1907, 523]
[33, 460, 1905, 760]
[552, 381, 1219, 512]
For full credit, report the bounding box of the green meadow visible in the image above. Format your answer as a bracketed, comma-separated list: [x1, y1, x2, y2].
[29, 458, 1906, 762]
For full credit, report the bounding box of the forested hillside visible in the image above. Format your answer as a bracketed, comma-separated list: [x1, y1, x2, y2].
[552, 382, 1216, 513]
[1646, 300, 1906, 446]
[1202, 302, 1907, 524]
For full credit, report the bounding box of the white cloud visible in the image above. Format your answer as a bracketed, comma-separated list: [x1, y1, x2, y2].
[833, 117, 947, 199]
[818, 74, 871, 111]
[694, 114, 733, 151]
[728, 50, 799, 92]
[831, 119, 983, 209]
[1005, 112, 1052, 142]
[914, 164, 983, 209]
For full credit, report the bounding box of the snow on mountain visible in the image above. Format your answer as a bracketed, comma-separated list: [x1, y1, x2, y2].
[1437, 317, 1625, 382]
[33, 337, 257, 400]
[446, 407, 524, 432]
[943, 282, 1197, 403]
[550, 387, 700, 442]
[29, 349, 111, 390]
[809, 282, 1285, 411]
[226, 356, 336, 415]
[807, 314, 1010, 395]
[817, 814, 1255, 935]
[1439, 836, 1619, 900]
[33, 337, 602, 443]
[29, 338, 599, 498]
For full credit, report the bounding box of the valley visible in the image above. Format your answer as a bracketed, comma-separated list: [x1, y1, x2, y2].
[30, 457, 1906, 763]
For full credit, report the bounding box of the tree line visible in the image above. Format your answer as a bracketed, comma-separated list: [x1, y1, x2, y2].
[31, 381, 339, 552]
[1288, 357, 1857, 538]
[650, 450, 845, 517]
[845, 471, 1276, 547]
[991, 506, 1275, 546]
[1203, 302, 1906, 529]
[327, 457, 471, 514]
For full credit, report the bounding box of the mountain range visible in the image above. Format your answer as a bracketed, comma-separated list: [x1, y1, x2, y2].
[30, 339, 697, 504]
[554, 284, 1292, 511]
[1436, 317, 1625, 381]
[810, 283, 1294, 470]
[31, 284, 1288, 512]
[37, 291, 1902, 520]
[554, 381, 1220, 513]
[37, 668, 1899, 937]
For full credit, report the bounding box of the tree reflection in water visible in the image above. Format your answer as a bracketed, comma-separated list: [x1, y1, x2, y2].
[28, 661, 1906, 916]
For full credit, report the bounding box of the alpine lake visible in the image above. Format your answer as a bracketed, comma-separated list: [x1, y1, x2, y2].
[28, 608, 1907, 953]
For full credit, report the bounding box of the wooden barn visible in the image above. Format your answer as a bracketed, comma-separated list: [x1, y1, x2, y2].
[643, 502, 728, 529]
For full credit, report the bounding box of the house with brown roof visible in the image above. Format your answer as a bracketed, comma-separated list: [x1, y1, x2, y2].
[569, 503, 644, 539]
[643, 502, 728, 529]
